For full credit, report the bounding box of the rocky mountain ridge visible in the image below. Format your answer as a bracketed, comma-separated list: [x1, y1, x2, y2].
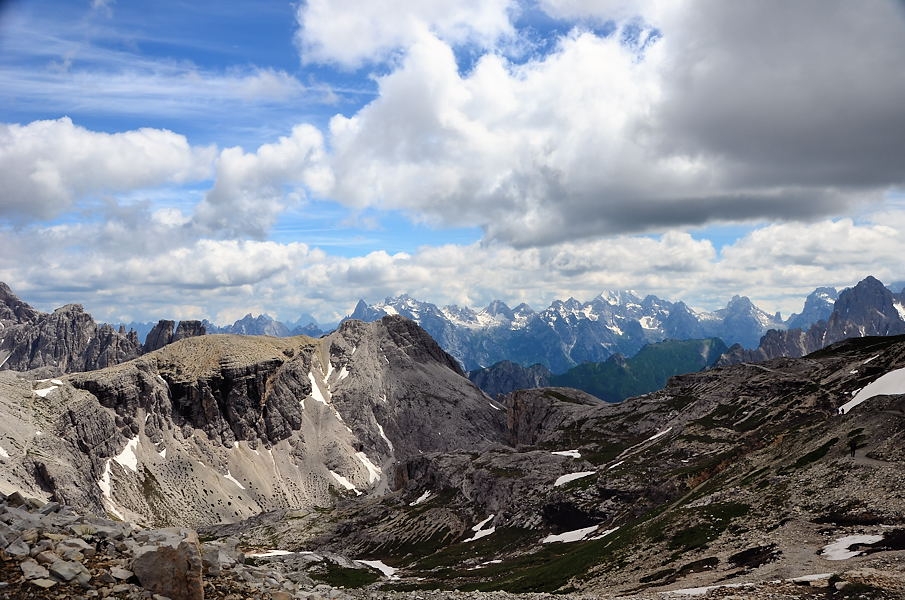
[347, 291, 784, 372]
[719, 276, 905, 365]
[3, 304, 905, 596]
[0, 283, 208, 375]
[468, 338, 728, 401]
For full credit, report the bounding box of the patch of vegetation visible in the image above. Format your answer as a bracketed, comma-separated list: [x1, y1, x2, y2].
[549, 338, 728, 402]
[639, 568, 676, 584]
[666, 503, 750, 552]
[738, 466, 770, 487]
[728, 544, 780, 569]
[665, 394, 698, 411]
[543, 390, 588, 404]
[310, 562, 382, 588]
[791, 437, 839, 469]
[828, 576, 891, 599]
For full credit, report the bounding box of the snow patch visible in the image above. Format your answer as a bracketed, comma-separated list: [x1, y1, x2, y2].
[894, 302, 905, 321]
[589, 526, 620, 540]
[356, 452, 382, 484]
[376, 422, 393, 451]
[246, 549, 296, 558]
[383, 306, 398, 316]
[0, 443, 9, 458]
[338, 366, 350, 381]
[113, 436, 139, 472]
[463, 514, 496, 542]
[97, 460, 125, 520]
[33, 386, 57, 398]
[410, 491, 432, 506]
[159, 447, 167, 459]
[639, 316, 660, 330]
[839, 367, 905, 413]
[645, 427, 673, 442]
[542, 525, 598, 544]
[223, 470, 245, 490]
[489, 402, 502, 411]
[607, 460, 625, 470]
[330, 471, 362, 496]
[463, 527, 495, 543]
[307, 372, 329, 405]
[554, 471, 595, 487]
[358, 560, 399, 579]
[821, 534, 884, 560]
[551, 449, 581, 459]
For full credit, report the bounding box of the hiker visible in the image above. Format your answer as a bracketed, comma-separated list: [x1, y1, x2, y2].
[850, 438, 857, 458]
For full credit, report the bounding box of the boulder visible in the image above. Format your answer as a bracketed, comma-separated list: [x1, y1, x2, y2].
[131, 528, 204, 600]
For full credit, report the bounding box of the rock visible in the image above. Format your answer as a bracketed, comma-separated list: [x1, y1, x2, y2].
[5, 539, 30, 558]
[20, 558, 50, 579]
[132, 528, 204, 600]
[110, 566, 134, 580]
[30, 578, 58, 589]
[48, 559, 88, 582]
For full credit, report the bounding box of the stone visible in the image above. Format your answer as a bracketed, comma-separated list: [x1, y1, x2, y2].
[35, 549, 60, 564]
[30, 578, 58, 589]
[48, 560, 85, 581]
[131, 528, 204, 600]
[20, 558, 50, 580]
[48, 559, 86, 582]
[110, 566, 134, 580]
[5, 539, 30, 558]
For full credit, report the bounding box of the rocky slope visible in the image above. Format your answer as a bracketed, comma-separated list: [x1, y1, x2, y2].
[199, 334, 905, 597]
[0, 316, 503, 530]
[719, 276, 905, 365]
[0, 283, 206, 374]
[3, 310, 905, 597]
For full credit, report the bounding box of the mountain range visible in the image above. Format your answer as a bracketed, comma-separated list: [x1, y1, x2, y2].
[1, 301, 904, 596]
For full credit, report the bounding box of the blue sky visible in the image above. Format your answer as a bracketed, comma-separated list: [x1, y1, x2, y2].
[1, 0, 904, 325]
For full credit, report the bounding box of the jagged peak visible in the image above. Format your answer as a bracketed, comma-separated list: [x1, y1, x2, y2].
[596, 289, 641, 306]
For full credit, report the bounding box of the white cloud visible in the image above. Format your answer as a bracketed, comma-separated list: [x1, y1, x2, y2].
[0, 118, 214, 221]
[194, 124, 333, 238]
[295, 0, 516, 67]
[321, 1, 905, 246]
[4, 204, 905, 324]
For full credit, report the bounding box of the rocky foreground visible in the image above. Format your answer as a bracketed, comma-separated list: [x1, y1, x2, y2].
[4, 489, 905, 600]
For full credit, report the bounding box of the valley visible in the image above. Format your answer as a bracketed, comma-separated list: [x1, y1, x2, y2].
[1, 282, 905, 598]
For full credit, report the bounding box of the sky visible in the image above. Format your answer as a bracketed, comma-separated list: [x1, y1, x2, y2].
[1, 0, 904, 326]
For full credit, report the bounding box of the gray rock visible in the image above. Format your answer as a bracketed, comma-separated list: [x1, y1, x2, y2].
[48, 559, 86, 582]
[131, 528, 204, 600]
[5, 539, 30, 558]
[20, 558, 50, 580]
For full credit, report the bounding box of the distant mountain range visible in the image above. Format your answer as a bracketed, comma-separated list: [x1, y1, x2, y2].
[719, 275, 905, 365]
[469, 337, 729, 402]
[3, 275, 903, 381]
[346, 291, 790, 373]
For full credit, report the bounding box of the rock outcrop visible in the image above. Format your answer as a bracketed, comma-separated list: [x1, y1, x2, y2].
[719, 276, 905, 365]
[0, 316, 503, 529]
[0, 284, 206, 375]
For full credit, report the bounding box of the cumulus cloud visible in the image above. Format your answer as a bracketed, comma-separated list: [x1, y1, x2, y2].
[295, 0, 516, 67]
[321, 1, 905, 246]
[193, 124, 333, 238]
[5, 206, 905, 324]
[0, 117, 214, 221]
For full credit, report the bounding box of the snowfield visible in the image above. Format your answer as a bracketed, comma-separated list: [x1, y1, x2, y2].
[839, 367, 905, 413]
[541, 525, 599, 544]
[554, 471, 595, 487]
[821, 534, 884, 560]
